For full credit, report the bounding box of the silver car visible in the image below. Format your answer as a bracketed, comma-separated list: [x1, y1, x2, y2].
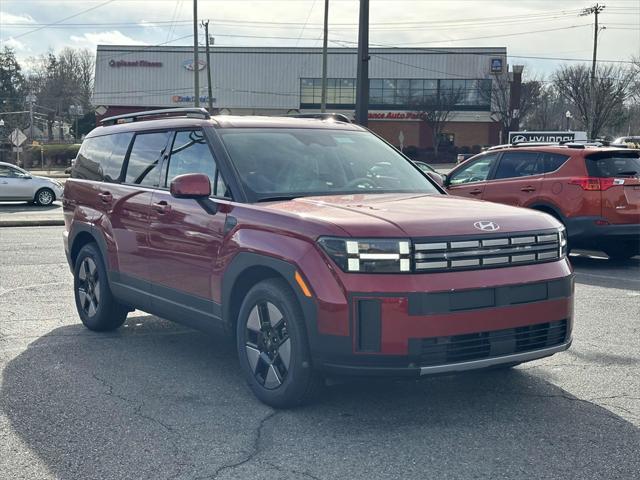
[0, 162, 64, 206]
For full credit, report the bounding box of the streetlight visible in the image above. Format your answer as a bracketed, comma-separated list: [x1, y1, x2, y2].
[565, 110, 572, 131]
[69, 105, 84, 142]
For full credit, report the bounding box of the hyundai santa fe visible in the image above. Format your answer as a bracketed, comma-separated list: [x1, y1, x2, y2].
[63, 108, 573, 407]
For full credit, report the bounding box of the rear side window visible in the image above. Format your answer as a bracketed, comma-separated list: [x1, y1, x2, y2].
[585, 151, 640, 178]
[541, 153, 570, 173]
[125, 132, 171, 186]
[73, 133, 133, 182]
[494, 152, 542, 180]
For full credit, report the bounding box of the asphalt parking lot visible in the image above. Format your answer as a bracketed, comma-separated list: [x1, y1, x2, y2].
[0, 226, 638, 480]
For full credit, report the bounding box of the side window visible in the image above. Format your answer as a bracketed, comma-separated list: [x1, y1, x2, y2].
[125, 132, 171, 186]
[494, 152, 542, 180]
[73, 133, 133, 182]
[542, 153, 570, 173]
[449, 154, 498, 185]
[164, 130, 229, 197]
[0, 165, 12, 177]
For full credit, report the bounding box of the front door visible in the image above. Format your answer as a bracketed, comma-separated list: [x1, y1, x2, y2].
[147, 129, 230, 326]
[446, 153, 499, 199]
[0, 164, 32, 200]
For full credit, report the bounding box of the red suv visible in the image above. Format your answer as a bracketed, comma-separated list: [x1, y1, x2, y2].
[63, 109, 573, 407]
[445, 145, 640, 259]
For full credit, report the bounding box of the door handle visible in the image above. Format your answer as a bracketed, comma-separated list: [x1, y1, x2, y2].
[153, 201, 172, 214]
[469, 189, 483, 195]
[520, 186, 536, 192]
[98, 191, 113, 203]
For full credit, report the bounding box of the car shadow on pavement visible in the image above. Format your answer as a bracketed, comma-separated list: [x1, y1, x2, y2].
[2, 315, 639, 480]
[570, 253, 640, 290]
[0, 202, 62, 212]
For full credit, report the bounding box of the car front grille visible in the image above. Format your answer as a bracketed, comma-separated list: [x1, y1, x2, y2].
[413, 229, 565, 272]
[415, 320, 568, 367]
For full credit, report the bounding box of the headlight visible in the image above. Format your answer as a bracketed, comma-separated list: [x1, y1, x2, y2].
[317, 237, 411, 273]
[559, 226, 567, 259]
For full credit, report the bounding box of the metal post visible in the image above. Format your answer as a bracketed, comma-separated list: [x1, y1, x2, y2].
[193, 0, 200, 107]
[203, 20, 214, 111]
[320, 0, 329, 112]
[355, 0, 369, 126]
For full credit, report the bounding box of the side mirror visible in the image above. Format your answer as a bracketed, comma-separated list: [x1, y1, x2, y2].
[170, 173, 211, 199]
[426, 171, 444, 187]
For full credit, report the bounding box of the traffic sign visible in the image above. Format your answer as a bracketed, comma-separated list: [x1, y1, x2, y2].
[9, 128, 27, 147]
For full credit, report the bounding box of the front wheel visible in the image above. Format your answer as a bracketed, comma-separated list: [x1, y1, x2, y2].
[35, 188, 55, 206]
[236, 278, 322, 408]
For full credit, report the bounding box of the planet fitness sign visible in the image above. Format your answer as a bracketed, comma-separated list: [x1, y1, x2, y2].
[109, 59, 163, 68]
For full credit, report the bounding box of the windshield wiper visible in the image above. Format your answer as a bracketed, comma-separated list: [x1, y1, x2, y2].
[256, 195, 300, 203]
[616, 170, 638, 176]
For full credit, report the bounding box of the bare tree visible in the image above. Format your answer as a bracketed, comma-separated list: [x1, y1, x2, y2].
[522, 83, 567, 131]
[553, 64, 634, 138]
[410, 88, 464, 158]
[485, 73, 542, 141]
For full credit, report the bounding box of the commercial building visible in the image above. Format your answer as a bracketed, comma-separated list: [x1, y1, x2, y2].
[93, 45, 508, 153]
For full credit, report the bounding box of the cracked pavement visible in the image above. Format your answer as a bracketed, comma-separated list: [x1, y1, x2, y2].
[0, 226, 639, 480]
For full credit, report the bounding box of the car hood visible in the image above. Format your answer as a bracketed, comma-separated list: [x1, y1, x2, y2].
[262, 193, 561, 237]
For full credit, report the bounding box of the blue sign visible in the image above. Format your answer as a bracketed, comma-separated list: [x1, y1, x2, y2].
[490, 58, 503, 73]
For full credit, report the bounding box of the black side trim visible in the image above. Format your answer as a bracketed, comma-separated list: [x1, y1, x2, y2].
[407, 276, 573, 316]
[110, 271, 223, 333]
[356, 300, 382, 353]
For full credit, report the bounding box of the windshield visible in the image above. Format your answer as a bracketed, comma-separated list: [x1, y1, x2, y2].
[218, 128, 439, 201]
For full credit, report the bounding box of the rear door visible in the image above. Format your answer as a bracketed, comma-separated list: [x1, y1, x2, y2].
[482, 151, 544, 207]
[585, 150, 640, 224]
[147, 129, 230, 325]
[446, 153, 499, 198]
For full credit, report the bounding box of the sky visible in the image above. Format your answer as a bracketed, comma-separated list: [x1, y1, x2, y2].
[1, 0, 639, 77]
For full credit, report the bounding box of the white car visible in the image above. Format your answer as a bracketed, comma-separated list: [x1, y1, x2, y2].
[0, 162, 64, 206]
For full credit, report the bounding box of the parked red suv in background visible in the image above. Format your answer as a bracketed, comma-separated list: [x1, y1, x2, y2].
[63, 109, 573, 407]
[445, 145, 640, 260]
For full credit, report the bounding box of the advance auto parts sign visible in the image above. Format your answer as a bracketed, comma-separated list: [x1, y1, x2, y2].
[508, 131, 587, 143]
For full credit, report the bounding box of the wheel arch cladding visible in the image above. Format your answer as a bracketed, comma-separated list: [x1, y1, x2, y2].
[222, 252, 318, 341]
[531, 203, 564, 222]
[69, 225, 109, 270]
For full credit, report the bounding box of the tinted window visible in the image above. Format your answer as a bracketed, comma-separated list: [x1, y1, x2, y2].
[73, 133, 133, 182]
[125, 132, 171, 186]
[542, 153, 570, 173]
[449, 154, 498, 185]
[164, 130, 228, 197]
[218, 129, 439, 200]
[0, 165, 16, 177]
[494, 152, 542, 180]
[585, 151, 640, 178]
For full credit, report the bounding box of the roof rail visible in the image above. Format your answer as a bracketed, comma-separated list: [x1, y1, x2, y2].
[289, 112, 352, 123]
[100, 108, 211, 126]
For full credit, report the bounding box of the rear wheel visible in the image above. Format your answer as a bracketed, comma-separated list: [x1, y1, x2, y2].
[35, 188, 55, 206]
[74, 243, 128, 331]
[236, 278, 322, 408]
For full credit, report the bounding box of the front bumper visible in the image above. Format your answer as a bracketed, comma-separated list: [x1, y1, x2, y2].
[308, 269, 574, 377]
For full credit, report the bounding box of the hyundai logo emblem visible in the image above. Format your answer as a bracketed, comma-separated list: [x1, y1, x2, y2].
[474, 221, 500, 231]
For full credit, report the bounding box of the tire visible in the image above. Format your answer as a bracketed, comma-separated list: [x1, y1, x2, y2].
[236, 278, 322, 408]
[34, 188, 55, 206]
[73, 243, 128, 331]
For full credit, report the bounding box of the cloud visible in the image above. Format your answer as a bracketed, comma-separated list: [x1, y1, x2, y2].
[0, 11, 36, 24]
[70, 30, 147, 47]
[2, 37, 29, 51]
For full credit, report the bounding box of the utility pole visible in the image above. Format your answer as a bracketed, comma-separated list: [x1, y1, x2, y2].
[193, 0, 200, 107]
[320, 0, 329, 112]
[355, 0, 369, 126]
[580, 3, 605, 138]
[26, 93, 37, 142]
[202, 20, 214, 111]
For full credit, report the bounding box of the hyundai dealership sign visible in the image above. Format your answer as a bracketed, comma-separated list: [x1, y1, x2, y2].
[508, 131, 587, 143]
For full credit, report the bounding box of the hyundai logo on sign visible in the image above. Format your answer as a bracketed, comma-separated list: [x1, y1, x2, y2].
[182, 59, 207, 71]
[474, 221, 500, 232]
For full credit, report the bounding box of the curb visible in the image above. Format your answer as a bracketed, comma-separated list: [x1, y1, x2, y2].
[0, 219, 65, 227]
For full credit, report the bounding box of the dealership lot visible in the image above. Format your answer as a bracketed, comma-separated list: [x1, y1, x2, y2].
[0, 226, 638, 480]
